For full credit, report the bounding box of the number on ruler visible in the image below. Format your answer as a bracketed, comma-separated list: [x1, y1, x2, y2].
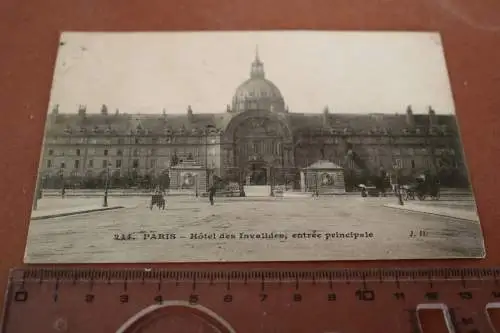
[492, 291, 500, 298]
[393, 292, 405, 300]
[355, 289, 375, 301]
[154, 295, 163, 303]
[223, 294, 233, 303]
[327, 293, 337, 301]
[14, 291, 28, 302]
[85, 294, 94, 303]
[425, 292, 439, 300]
[189, 294, 199, 304]
[260, 293, 268, 302]
[293, 294, 302, 302]
[120, 294, 129, 303]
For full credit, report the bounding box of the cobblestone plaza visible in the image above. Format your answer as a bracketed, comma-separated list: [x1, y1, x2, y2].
[24, 195, 484, 263]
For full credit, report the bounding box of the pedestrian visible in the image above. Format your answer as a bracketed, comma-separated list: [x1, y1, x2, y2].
[162, 186, 167, 208]
[208, 185, 216, 206]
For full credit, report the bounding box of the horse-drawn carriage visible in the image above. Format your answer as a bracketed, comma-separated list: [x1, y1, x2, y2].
[150, 193, 166, 210]
[401, 177, 440, 201]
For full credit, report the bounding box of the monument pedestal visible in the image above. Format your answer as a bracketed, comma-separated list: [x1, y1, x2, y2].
[169, 160, 207, 193]
[302, 160, 346, 194]
[243, 185, 271, 197]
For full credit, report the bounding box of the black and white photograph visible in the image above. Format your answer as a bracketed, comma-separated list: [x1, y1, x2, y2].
[24, 31, 485, 263]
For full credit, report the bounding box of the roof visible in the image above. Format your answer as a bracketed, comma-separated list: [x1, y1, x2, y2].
[45, 110, 459, 137]
[45, 112, 233, 136]
[289, 112, 458, 136]
[305, 160, 344, 170]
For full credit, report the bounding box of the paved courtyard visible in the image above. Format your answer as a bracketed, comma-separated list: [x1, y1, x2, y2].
[24, 195, 485, 263]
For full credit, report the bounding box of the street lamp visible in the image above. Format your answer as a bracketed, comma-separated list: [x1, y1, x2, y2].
[394, 163, 404, 206]
[315, 172, 319, 197]
[103, 161, 110, 207]
[195, 174, 199, 197]
[59, 163, 65, 198]
[270, 166, 275, 197]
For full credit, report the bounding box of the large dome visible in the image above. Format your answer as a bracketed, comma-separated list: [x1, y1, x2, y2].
[231, 50, 286, 113]
[234, 78, 283, 101]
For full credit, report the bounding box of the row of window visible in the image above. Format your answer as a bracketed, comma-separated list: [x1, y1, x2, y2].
[375, 158, 457, 170]
[48, 148, 114, 157]
[237, 90, 275, 98]
[393, 159, 417, 169]
[48, 136, 220, 145]
[46, 159, 160, 170]
[345, 158, 420, 170]
[47, 147, 216, 157]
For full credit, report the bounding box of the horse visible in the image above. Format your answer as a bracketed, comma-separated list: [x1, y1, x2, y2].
[150, 193, 166, 210]
[405, 178, 440, 201]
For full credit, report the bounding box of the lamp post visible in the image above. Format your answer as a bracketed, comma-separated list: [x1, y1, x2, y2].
[394, 163, 404, 206]
[315, 172, 319, 197]
[59, 164, 65, 198]
[103, 161, 110, 207]
[270, 166, 275, 197]
[195, 174, 199, 197]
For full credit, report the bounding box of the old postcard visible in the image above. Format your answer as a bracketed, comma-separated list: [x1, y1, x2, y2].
[24, 31, 485, 263]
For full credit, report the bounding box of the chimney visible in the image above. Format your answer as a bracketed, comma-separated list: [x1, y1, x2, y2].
[405, 105, 415, 127]
[322, 106, 330, 126]
[78, 104, 86, 117]
[226, 104, 231, 113]
[51, 104, 59, 115]
[187, 105, 194, 121]
[428, 106, 437, 127]
[100, 104, 108, 116]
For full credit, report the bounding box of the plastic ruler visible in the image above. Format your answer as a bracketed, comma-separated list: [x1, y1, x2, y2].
[2, 267, 500, 333]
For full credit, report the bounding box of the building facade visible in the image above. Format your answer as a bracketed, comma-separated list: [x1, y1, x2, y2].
[39, 51, 469, 191]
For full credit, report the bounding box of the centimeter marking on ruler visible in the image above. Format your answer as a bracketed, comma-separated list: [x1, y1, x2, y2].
[12, 267, 500, 282]
[7, 267, 500, 301]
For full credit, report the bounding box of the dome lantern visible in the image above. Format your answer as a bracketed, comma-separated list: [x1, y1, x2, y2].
[231, 46, 286, 113]
[250, 45, 265, 79]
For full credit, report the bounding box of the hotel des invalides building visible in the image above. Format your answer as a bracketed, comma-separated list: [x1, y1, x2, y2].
[39, 51, 468, 195]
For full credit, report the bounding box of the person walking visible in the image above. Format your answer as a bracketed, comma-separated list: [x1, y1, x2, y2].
[208, 184, 217, 206]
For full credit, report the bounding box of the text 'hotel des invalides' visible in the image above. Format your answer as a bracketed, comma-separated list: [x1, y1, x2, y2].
[38, 49, 466, 193]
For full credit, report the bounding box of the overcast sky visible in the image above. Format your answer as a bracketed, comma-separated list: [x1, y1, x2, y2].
[49, 31, 455, 115]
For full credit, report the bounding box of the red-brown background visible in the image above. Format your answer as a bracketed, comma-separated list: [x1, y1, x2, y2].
[0, 0, 499, 308]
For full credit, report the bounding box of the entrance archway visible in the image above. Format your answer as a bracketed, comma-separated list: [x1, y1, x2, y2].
[223, 110, 293, 185]
[247, 161, 268, 185]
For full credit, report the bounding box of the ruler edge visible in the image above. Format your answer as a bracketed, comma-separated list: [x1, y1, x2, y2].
[6, 266, 500, 283]
[1, 268, 17, 333]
